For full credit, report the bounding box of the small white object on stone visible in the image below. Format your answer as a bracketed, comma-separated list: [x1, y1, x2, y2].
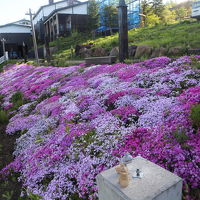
[96, 156, 182, 200]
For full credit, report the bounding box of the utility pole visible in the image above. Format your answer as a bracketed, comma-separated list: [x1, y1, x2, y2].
[26, 8, 39, 65]
[118, 0, 128, 63]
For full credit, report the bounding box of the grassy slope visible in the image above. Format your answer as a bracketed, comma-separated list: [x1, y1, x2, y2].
[52, 20, 200, 61]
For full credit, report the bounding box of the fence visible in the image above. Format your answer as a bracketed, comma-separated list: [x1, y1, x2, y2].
[0, 52, 8, 65]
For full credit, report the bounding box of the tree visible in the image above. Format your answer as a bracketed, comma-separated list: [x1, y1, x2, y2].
[102, 5, 118, 35]
[175, 7, 188, 21]
[160, 5, 176, 25]
[150, 0, 164, 18]
[87, 0, 100, 33]
[141, 0, 151, 26]
[145, 11, 160, 26]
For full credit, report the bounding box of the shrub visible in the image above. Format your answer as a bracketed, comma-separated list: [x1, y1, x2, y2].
[190, 104, 200, 129]
[0, 110, 9, 124]
[11, 92, 23, 103]
[173, 128, 189, 144]
[10, 92, 24, 111]
[191, 62, 200, 70]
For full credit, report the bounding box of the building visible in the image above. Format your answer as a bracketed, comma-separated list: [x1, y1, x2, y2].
[192, 1, 200, 19]
[0, 19, 32, 58]
[33, 0, 89, 42]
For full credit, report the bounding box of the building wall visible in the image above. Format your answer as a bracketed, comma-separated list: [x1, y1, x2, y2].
[192, 1, 200, 18]
[73, 4, 88, 15]
[0, 25, 31, 33]
[35, 20, 45, 43]
[0, 33, 32, 58]
[44, 13, 88, 41]
[58, 3, 88, 15]
[33, 1, 77, 24]
[71, 14, 88, 32]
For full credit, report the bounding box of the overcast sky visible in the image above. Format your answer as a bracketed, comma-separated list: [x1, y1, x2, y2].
[0, 0, 57, 25]
[0, 0, 189, 26]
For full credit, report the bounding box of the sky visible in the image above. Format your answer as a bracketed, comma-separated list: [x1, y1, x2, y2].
[0, 0, 58, 25]
[0, 0, 189, 26]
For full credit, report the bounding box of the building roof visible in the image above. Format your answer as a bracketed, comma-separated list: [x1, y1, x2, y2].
[0, 19, 31, 28]
[13, 19, 30, 24]
[0, 23, 31, 29]
[33, 0, 81, 20]
[43, 1, 88, 23]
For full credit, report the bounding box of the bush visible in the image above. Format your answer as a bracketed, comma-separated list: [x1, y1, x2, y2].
[0, 110, 9, 124]
[190, 104, 200, 129]
[11, 92, 23, 104]
[10, 92, 24, 110]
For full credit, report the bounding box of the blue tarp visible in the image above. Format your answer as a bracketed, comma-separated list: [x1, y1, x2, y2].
[96, 0, 140, 32]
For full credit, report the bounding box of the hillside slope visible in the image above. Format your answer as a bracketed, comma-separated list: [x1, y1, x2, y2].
[52, 20, 200, 63]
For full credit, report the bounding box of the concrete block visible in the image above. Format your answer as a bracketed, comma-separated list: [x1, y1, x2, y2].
[96, 156, 182, 200]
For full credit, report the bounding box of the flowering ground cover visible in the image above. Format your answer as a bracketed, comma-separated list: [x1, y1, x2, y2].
[0, 56, 199, 200]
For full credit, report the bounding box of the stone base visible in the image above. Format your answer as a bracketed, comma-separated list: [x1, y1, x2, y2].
[97, 156, 182, 200]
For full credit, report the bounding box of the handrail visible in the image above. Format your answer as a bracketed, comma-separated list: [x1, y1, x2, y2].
[0, 52, 8, 65]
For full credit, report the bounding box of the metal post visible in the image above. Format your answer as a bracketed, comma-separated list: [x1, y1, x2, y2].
[118, 0, 128, 63]
[26, 8, 39, 65]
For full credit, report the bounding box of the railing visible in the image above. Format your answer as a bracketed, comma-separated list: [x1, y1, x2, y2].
[0, 52, 8, 65]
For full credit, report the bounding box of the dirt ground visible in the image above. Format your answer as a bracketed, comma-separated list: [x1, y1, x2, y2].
[0, 124, 22, 200]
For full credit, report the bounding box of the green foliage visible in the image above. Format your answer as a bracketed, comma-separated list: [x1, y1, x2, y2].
[141, 0, 191, 27]
[191, 62, 200, 70]
[88, 0, 100, 32]
[0, 63, 4, 73]
[173, 128, 189, 144]
[175, 7, 190, 21]
[27, 193, 42, 200]
[102, 5, 118, 35]
[124, 59, 134, 64]
[141, 0, 151, 26]
[10, 91, 25, 111]
[0, 110, 9, 124]
[78, 67, 85, 73]
[2, 191, 14, 200]
[25, 61, 39, 66]
[10, 92, 23, 104]
[51, 20, 200, 61]
[0, 144, 3, 153]
[145, 11, 160, 27]
[160, 5, 176, 25]
[150, 0, 164, 18]
[17, 191, 42, 200]
[75, 130, 96, 148]
[190, 104, 200, 129]
[69, 193, 85, 200]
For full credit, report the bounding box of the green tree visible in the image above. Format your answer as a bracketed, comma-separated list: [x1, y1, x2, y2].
[141, 0, 151, 26]
[145, 11, 160, 26]
[175, 7, 188, 21]
[87, 0, 100, 33]
[150, 0, 164, 18]
[102, 5, 118, 35]
[160, 5, 176, 25]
